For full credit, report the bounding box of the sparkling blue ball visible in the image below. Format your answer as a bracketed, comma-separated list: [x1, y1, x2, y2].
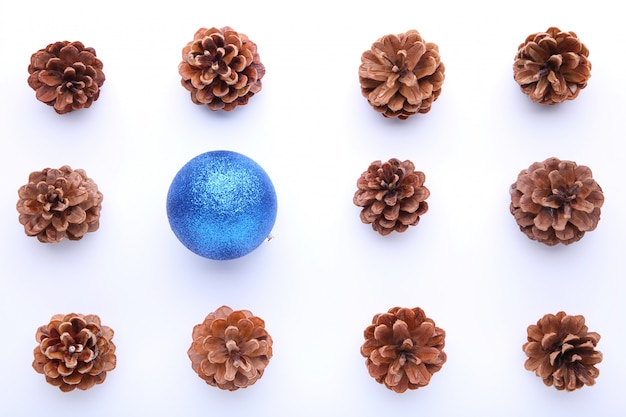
[166, 150, 277, 260]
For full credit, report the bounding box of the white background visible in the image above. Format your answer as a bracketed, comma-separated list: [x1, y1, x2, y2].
[1, 1, 625, 415]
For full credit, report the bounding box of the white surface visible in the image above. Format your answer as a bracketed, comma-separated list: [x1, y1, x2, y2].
[1, 1, 625, 415]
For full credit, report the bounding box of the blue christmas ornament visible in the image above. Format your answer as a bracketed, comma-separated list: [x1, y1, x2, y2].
[166, 150, 277, 260]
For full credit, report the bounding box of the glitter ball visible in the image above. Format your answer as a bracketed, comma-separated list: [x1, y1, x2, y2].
[166, 151, 277, 260]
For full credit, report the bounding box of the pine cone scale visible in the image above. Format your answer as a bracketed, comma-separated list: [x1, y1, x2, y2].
[42, 360, 59, 377]
[64, 372, 85, 384]
[391, 320, 411, 342]
[43, 345, 63, 361]
[39, 70, 63, 86]
[412, 322, 436, 345]
[411, 186, 430, 201]
[540, 332, 559, 349]
[386, 93, 406, 111]
[413, 57, 436, 81]
[416, 346, 444, 364]
[405, 45, 426, 71]
[369, 349, 390, 366]
[564, 69, 587, 83]
[360, 61, 388, 81]
[569, 210, 593, 230]
[233, 372, 252, 389]
[396, 211, 418, 226]
[239, 339, 261, 355]
[224, 360, 241, 380]
[71, 221, 90, 236]
[78, 350, 96, 365]
[57, 363, 74, 376]
[204, 341, 227, 363]
[372, 324, 392, 343]
[58, 44, 78, 62]
[200, 359, 217, 376]
[35, 85, 57, 102]
[584, 190, 604, 207]
[369, 83, 399, 106]
[533, 209, 553, 231]
[398, 82, 419, 105]
[20, 214, 46, 235]
[411, 362, 433, 385]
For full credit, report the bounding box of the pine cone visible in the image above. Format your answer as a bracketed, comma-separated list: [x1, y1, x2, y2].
[16, 166, 103, 243]
[359, 30, 445, 120]
[510, 157, 604, 246]
[353, 158, 429, 235]
[188, 306, 273, 391]
[360, 307, 446, 393]
[32, 313, 116, 392]
[178, 27, 265, 111]
[513, 27, 591, 104]
[523, 312, 602, 391]
[27, 41, 105, 114]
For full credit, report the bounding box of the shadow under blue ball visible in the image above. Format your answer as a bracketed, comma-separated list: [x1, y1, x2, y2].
[166, 151, 277, 260]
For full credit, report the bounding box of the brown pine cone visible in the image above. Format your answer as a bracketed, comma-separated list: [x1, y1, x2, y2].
[523, 312, 602, 391]
[359, 30, 445, 120]
[178, 27, 265, 111]
[188, 306, 273, 391]
[513, 27, 591, 104]
[361, 307, 446, 393]
[32, 313, 116, 392]
[354, 158, 429, 235]
[510, 157, 604, 246]
[27, 41, 105, 114]
[16, 166, 103, 243]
